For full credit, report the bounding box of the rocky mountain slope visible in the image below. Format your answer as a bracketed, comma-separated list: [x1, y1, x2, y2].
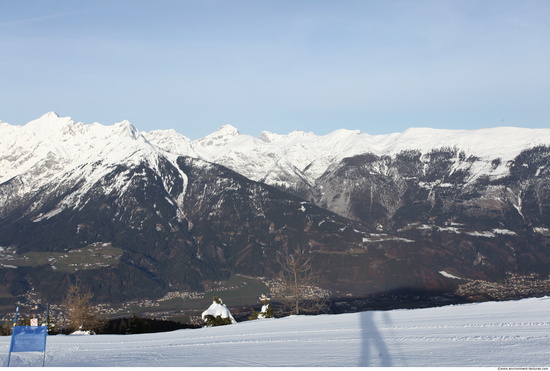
[0, 113, 549, 308]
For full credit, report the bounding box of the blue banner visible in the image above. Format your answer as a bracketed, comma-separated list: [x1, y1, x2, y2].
[9, 326, 47, 353]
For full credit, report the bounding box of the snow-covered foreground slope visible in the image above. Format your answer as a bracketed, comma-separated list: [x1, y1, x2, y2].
[2, 297, 548, 367]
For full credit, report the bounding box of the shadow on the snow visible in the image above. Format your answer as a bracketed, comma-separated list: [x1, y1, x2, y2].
[360, 311, 392, 367]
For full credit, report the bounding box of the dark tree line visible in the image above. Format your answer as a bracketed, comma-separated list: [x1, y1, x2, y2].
[98, 314, 199, 334]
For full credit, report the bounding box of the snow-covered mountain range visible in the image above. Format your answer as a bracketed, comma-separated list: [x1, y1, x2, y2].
[5, 112, 548, 196]
[1, 112, 549, 308]
[149, 116, 549, 191]
[3, 112, 548, 222]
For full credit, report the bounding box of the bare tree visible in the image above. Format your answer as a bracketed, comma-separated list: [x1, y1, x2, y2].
[273, 246, 328, 315]
[63, 283, 106, 333]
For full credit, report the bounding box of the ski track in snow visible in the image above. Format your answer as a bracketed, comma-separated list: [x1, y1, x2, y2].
[1, 297, 549, 367]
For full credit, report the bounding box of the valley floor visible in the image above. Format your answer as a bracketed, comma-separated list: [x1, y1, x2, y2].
[1, 296, 549, 367]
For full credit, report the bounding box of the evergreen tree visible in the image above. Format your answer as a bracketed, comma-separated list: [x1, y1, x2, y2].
[18, 316, 31, 326]
[249, 294, 274, 320]
[118, 318, 128, 334]
[128, 313, 151, 334]
[258, 294, 273, 319]
[203, 314, 234, 327]
[0, 323, 12, 336]
[201, 297, 236, 327]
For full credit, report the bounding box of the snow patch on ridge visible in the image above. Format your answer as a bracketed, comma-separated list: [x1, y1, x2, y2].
[439, 270, 464, 280]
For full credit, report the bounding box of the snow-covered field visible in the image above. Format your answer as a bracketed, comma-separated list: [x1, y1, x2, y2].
[2, 297, 549, 367]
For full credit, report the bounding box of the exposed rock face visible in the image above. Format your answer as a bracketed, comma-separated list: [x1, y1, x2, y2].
[314, 146, 550, 232]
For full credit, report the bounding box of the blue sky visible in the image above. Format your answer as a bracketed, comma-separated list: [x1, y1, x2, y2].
[1, 0, 549, 139]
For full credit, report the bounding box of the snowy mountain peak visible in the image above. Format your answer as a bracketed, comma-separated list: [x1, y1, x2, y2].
[22, 112, 78, 142]
[33, 111, 60, 120]
[210, 124, 239, 138]
[195, 124, 240, 147]
[26, 111, 73, 128]
[144, 129, 196, 157]
[113, 119, 142, 140]
[258, 131, 275, 143]
[257, 129, 320, 144]
[116, 119, 132, 127]
[287, 129, 317, 138]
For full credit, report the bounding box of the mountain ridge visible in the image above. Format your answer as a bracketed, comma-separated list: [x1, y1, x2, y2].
[4, 112, 548, 191]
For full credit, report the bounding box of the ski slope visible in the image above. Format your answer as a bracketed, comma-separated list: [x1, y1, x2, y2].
[2, 297, 548, 367]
